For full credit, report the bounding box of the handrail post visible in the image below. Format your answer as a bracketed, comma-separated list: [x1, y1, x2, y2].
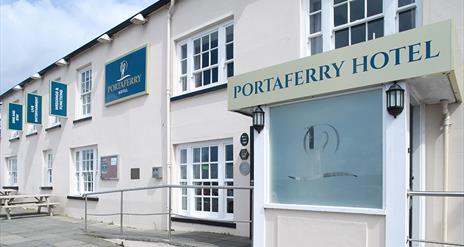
[168, 186, 172, 241]
[84, 195, 88, 232]
[120, 191, 124, 235]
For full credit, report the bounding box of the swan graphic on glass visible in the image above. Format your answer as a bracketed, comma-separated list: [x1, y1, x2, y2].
[288, 124, 357, 181]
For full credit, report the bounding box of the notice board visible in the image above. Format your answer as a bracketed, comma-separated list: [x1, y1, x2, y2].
[101, 155, 119, 180]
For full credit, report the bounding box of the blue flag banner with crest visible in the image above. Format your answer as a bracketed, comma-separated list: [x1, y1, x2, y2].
[8, 103, 23, 130]
[50, 81, 67, 117]
[26, 93, 42, 125]
[105, 46, 147, 105]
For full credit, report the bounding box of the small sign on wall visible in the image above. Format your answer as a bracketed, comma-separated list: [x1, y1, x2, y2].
[101, 155, 119, 180]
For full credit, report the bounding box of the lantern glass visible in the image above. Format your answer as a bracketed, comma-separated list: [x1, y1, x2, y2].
[253, 106, 265, 133]
[386, 83, 404, 118]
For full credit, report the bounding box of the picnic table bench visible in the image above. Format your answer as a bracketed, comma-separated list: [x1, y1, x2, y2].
[0, 194, 58, 220]
[0, 189, 16, 196]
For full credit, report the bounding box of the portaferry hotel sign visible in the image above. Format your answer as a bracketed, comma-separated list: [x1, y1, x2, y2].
[228, 20, 462, 111]
[105, 45, 148, 105]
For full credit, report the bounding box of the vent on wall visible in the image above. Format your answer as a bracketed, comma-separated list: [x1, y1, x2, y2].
[131, 168, 140, 180]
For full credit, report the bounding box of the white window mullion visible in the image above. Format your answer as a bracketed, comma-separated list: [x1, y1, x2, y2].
[322, 0, 332, 52]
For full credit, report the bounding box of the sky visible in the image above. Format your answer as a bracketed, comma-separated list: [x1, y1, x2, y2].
[0, 0, 156, 95]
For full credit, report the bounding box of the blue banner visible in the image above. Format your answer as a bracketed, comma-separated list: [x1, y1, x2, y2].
[26, 93, 42, 124]
[8, 103, 23, 130]
[50, 81, 67, 117]
[105, 46, 147, 105]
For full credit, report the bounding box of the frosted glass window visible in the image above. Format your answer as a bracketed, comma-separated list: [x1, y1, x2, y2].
[270, 89, 383, 208]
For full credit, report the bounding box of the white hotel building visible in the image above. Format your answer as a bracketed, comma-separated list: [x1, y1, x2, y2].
[0, 0, 463, 246]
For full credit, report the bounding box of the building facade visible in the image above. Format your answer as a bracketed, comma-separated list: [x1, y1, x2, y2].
[1, 0, 463, 246]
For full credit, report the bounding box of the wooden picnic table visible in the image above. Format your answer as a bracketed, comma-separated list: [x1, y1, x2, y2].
[0, 189, 16, 196]
[0, 194, 58, 220]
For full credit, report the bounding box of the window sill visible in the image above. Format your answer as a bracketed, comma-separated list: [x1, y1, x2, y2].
[67, 195, 99, 201]
[2, 186, 19, 190]
[73, 116, 92, 124]
[171, 83, 227, 102]
[264, 203, 386, 215]
[26, 132, 38, 137]
[171, 215, 236, 228]
[9, 137, 20, 142]
[45, 124, 61, 132]
[40, 186, 53, 190]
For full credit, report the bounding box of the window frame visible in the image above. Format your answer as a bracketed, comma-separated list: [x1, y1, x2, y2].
[76, 66, 92, 119]
[175, 22, 234, 96]
[43, 150, 53, 186]
[72, 146, 98, 195]
[176, 139, 234, 220]
[304, 0, 421, 55]
[6, 157, 18, 186]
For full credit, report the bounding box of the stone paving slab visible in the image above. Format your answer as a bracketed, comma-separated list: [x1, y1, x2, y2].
[0, 215, 251, 247]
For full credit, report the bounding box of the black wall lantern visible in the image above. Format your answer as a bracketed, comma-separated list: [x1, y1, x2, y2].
[253, 106, 265, 133]
[386, 82, 404, 118]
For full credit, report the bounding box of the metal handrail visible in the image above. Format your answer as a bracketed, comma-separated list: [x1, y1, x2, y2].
[408, 190, 464, 246]
[82, 184, 254, 241]
[408, 190, 464, 197]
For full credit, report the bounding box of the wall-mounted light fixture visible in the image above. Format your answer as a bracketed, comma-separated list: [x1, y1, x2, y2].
[386, 82, 404, 118]
[97, 34, 112, 43]
[30, 73, 41, 80]
[253, 106, 265, 133]
[13, 85, 23, 90]
[130, 14, 147, 25]
[55, 58, 68, 66]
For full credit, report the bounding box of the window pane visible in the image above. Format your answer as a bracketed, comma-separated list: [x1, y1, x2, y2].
[226, 145, 233, 161]
[181, 60, 187, 74]
[368, 18, 384, 40]
[201, 147, 209, 162]
[212, 198, 218, 212]
[193, 148, 200, 162]
[202, 164, 209, 179]
[334, 0, 347, 4]
[226, 43, 233, 60]
[211, 48, 218, 65]
[335, 28, 349, 48]
[212, 67, 218, 83]
[202, 35, 209, 52]
[269, 89, 383, 208]
[367, 0, 383, 16]
[202, 52, 209, 68]
[194, 39, 201, 54]
[181, 44, 187, 59]
[193, 55, 200, 70]
[196, 197, 202, 211]
[310, 36, 323, 55]
[226, 25, 233, 43]
[210, 146, 218, 161]
[351, 23, 366, 45]
[193, 164, 200, 179]
[399, 9, 416, 32]
[181, 166, 187, 179]
[181, 149, 187, 163]
[398, 0, 414, 7]
[194, 73, 202, 87]
[203, 197, 210, 211]
[350, 0, 365, 22]
[227, 62, 234, 78]
[211, 163, 218, 179]
[226, 163, 233, 179]
[310, 13, 321, 34]
[211, 31, 218, 48]
[334, 3, 347, 27]
[182, 197, 187, 210]
[203, 70, 211, 85]
[227, 198, 234, 214]
[309, 0, 321, 12]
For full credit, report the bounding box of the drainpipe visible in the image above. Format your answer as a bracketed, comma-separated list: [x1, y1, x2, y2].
[166, 0, 175, 231]
[440, 99, 450, 242]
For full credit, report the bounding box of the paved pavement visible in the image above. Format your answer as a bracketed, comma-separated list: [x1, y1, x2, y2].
[0, 213, 251, 247]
